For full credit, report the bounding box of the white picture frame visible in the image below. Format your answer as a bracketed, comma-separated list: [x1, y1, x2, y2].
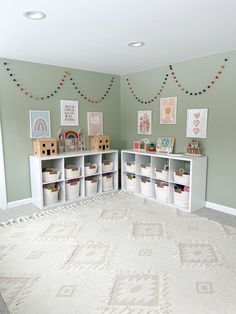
[60, 100, 79, 126]
[137, 110, 152, 135]
[186, 108, 208, 138]
[87, 112, 103, 136]
[160, 97, 177, 124]
[29, 110, 51, 138]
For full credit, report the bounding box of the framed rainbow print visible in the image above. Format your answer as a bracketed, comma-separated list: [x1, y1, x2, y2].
[29, 110, 51, 138]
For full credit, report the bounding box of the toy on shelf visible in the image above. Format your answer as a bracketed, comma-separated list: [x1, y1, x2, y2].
[57, 128, 85, 153]
[90, 135, 110, 151]
[156, 137, 175, 153]
[133, 138, 150, 151]
[33, 138, 57, 157]
[186, 139, 202, 156]
[149, 143, 155, 152]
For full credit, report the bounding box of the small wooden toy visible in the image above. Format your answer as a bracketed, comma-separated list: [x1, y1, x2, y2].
[90, 135, 110, 151]
[186, 139, 202, 156]
[57, 128, 85, 153]
[33, 138, 57, 157]
[139, 138, 150, 151]
[133, 141, 140, 150]
[156, 137, 175, 153]
[149, 143, 155, 152]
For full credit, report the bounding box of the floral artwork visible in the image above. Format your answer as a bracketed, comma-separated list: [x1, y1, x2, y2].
[186, 109, 208, 138]
[138, 111, 152, 135]
[87, 112, 103, 136]
[160, 97, 177, 124]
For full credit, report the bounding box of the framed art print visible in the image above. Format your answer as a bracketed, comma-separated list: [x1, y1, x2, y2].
[186, 108, 208, 138]
[29, 110, 51, 138]
[138, 110, 152, 135]
[60, 100, 79, 126]
[160, 97, 177, 124]
[87, 112, 103, 136]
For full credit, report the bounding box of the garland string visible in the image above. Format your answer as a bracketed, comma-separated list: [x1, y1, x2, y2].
[125, 73, 169, 104]
[169, 58, 228, 95]
[125, 58, 228, 102]
[2, 61, 116, 103]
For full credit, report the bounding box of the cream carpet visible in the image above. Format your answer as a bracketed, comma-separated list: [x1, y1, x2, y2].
[0, 192, 236, 314]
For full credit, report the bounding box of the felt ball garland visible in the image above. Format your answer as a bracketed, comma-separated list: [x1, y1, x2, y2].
[3, 61, 116, 103]
[125, 73, 169, 104]
[3, 61, 70, 101]
[125, 58, 228, 102]
[70, 76, 116, 103]
[169, 58, 228, 96]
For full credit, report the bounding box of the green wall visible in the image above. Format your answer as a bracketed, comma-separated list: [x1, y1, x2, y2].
[120, 51, 236, 208]
[0, 52, 235, 208]
[0, 59, 121, 202]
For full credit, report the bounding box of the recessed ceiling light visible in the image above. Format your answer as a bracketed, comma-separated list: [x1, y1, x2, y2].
[23, 11, 46, 20]
[128, 41, 145, 47]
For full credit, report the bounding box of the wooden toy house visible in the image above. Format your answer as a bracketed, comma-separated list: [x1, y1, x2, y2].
[90, 135, 110, 151]
[33, 138, 57, 157]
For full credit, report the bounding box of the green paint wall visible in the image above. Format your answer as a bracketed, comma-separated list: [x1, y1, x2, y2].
[0, 59, 121, 202]
[121, 51, 236, 208]
[0, 51, 235, 208]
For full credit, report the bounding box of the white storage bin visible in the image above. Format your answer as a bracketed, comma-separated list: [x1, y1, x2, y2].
[85, 163, 98, 176]
[102, 174, 113, 191]
[140, 163, 151, 177]
[126, 174, 136, 191]
[102, 160, 114, 172]
[173, 189, 189, 208]
[140, 178, 151, 196]
[43, 187, 59, 206]
[154, 183, 169, 203]
[85, 178, 98, 196]
[65, 165, 80, 179]
[174, 171, 190, 185]
[66, 180, 80, 200]
[155, 168, 169, 181]
[42, 168, 60, 182]
[125, 161, 135, 173]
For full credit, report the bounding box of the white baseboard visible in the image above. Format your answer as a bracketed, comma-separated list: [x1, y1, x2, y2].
[205, 201, 236, 216]
[7, 198, 32, 209]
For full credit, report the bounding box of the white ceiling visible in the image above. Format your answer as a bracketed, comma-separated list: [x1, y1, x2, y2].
[1, 0, 236, 75]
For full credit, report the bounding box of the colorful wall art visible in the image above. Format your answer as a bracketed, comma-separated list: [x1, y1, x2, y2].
[137, 110, 152, 135]
[60, 100, 78, 126]
[87, 112, 103, 136]
[29, 110, 51, 138]
[186, 108, 208, 138]
[160, 97, 177, 124]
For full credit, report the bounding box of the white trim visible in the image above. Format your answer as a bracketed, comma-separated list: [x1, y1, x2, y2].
[7, 198, 32, 209]
[205, 201, 236, 216]
[0, 123, 7, 210]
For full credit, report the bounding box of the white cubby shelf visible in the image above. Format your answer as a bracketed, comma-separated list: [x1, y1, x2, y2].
[121, 149, 207, 212]
[30, 150, 118, 209]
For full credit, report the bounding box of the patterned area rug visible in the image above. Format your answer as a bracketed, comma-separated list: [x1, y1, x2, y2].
[0, 192, 236, 314]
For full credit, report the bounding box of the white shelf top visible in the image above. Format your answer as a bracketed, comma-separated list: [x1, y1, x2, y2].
[30, 149, 118, 160]
[122, 149, 207, 161]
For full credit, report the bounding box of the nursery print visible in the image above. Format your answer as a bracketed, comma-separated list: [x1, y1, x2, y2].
[60, 100, 78, 126]
[87, 112, 103, 136]
[138, 110, 152, 135]
[29, 110, 51, 138]
[160, 97, 177, 124]
[186, 109, 208, 138]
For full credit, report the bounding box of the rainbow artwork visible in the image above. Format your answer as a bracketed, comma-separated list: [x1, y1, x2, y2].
[29, 110, 51, 138]
[65, 131, 78, 139]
